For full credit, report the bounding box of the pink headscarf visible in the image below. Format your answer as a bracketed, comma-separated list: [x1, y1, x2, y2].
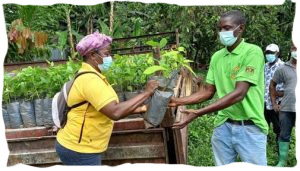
[76, 31, 112, 56]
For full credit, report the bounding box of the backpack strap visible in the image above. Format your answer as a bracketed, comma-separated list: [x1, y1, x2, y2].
[74, 71, 100, 80]
[68, 71, 104, 143]
[78, 103, 90, 144]
[67, 71, 102, 109]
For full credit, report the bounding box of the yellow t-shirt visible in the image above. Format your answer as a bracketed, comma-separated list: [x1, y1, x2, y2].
[56, 62, 118, 153]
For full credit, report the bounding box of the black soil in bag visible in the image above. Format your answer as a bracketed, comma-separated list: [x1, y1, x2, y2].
[144, 90, 174, 126]
[34, 99, 44, 126]
[20, 100, 37, 127]
[6, 101, 24, 128]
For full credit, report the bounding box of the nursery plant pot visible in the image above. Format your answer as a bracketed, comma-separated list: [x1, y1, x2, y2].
[43, 98, 54, 128]
[124, 91, 144, 119]
[116, 92, 126, 102]
[143, 90, 174, 127]
[6, 101, 23, 129]
[34, 99, 44, 126]
[149, 74, 177, 90]
[19, 100, 36, 128]
[124, 91, 140, 101]
[50, 49, 67, 60]
[2, 104, 11, 129]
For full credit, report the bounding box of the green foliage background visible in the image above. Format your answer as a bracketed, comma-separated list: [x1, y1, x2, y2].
[2, 1, 297, 167]
[3, 0, 295, 64]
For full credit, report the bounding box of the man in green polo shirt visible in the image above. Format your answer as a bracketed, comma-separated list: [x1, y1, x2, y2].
[169, 10, 268, 166]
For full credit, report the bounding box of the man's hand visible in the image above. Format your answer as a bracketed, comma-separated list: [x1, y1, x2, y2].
[273, 103, 280, 113]
[172, 109, 198, 129]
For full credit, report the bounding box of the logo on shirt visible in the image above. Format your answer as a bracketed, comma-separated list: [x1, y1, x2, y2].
[231, 66, 240, 79]
[246, 66, 255, 74]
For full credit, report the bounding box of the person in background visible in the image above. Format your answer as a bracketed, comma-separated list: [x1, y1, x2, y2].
[264, 44, 284, 143]
[169, 10, 268, 166]
[55, 31, 159, 165]
[270, 41, 297, 167]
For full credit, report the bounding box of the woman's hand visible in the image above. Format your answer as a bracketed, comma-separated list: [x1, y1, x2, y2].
[145, 80, 159, 95]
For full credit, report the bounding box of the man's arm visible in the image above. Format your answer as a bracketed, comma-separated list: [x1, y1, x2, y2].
[173, 81, 250, 129]
[169, 83, 216, 107]
[270, 80, 280, 113]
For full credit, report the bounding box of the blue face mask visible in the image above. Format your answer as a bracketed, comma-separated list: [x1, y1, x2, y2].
[98, 56, 113, 71]
[266, 54, 277, 63]
[291, 51, 297, 60]
[219, 25, 240, 47]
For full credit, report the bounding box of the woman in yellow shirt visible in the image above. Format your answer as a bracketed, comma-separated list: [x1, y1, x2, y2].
[55, 31, 158, 165]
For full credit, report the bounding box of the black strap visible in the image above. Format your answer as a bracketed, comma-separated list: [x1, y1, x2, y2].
[74, 71, 100, 80]
[78, 103, 90, 143]
[68, 71, 104, 143]
[69, 100, 87, 109]
[68, 71, 101, 109]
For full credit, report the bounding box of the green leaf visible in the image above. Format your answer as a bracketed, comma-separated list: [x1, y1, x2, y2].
[159, 38, 168, 49]
[99, 21, 110, 35]
[184, 59, 194, 63]
[183, 64, 197, 76]
[146, 40, 159, 47]
[56, 31, 68, 50]
[143, 65, 167, 75]
[133, 20, 141, 36]
[178, 47, 185, 52]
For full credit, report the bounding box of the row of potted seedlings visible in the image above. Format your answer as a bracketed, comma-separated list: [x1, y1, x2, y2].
[2, 60, 80, 129]
[2, 39, 195, 129]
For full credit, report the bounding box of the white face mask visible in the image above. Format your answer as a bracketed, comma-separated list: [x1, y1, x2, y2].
[291, 51, 297, 60]
[219, 25, 240, 47]
[98, 56, 113, 71]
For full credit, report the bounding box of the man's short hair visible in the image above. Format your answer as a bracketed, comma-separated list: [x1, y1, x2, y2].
[221, 10, 246, 25]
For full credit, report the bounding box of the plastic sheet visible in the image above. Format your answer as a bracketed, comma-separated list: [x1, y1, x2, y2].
[20, 101, 36, 128]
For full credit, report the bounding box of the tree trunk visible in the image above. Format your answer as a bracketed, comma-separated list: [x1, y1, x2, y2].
[109, 1, 114, 34]
[65, 7, 76, 59]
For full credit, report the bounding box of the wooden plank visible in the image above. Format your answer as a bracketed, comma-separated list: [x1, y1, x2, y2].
[4, 60, 67, 72]
[112, 118, 145, 131]
[161, 74, 183, 127]
[5, 118, 146, 140]
[172, 69, 193, 164]
[7, 128, 168, 166]
[4, 31, 178, 72]
[5, 127, 50, 140]
[8, 144, 166, 166]
[112, 31, 175, 41]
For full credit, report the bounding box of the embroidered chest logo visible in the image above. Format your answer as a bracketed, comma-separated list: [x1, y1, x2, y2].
[246, 66, 255, 74]
[231, 66, 240, 79]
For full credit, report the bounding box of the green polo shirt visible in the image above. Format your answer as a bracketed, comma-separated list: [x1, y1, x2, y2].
[206, 39, 268, 134]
